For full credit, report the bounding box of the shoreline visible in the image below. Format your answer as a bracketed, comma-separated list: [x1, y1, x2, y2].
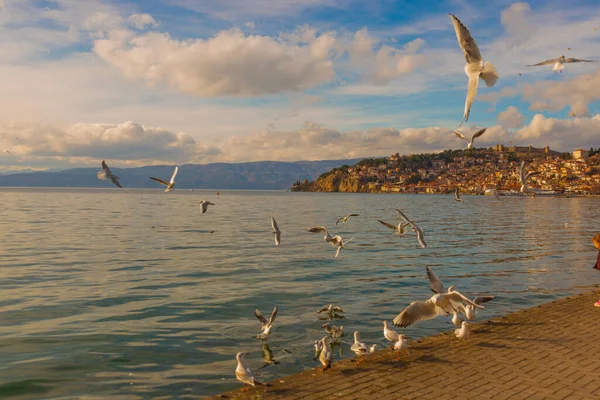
[212, 289, 600, 399]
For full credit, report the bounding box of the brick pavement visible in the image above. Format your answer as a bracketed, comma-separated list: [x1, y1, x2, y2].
[212, 290, 600, 400]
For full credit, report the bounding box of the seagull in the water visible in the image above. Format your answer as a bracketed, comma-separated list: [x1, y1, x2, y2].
[393, 334, 409, 360]
[149, 166, 178, 192]
[485, 188, 502, 200]
[396, 209, 426, 248]
[307, 226, 353, 258]
[317, 304, 345, 317]
[199, 200, 214, 214]
[97, 160, 123, 189]
[392, 291, 484, 328]
[254, 306, 277, 338]
[449, 14, 499, 127]
[271, 217, 281, 246]
[527, 55, 595, 73]
[235, 352, 268, 391]
[455, 321, 470, 339]
[453, 127, 487, 150]
[319, 337, 333, 371]
[336, 213, 359, 225]
[519, 160, 541, 195]
[350, 331, 377, 363]
[454, 187, 463, 202]
[322, 323, 344, 339]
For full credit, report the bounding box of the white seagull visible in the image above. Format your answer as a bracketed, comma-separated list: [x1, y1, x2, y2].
[317, 304, 345, 315]
[454, 187, 463, 202]
[527, 55, 595, 73]
[396, 209, 426, 248]
[235, 352, 268, 391]
[392, 291, 484, 328]
[394, 334, 409, 360]
[452, 311, 463, 327]
[455, 321, 470, 339]
[518, 160, 541, 195]
[307, 226, 353, 258]
[461, 296, 496, 321]
[350, 331, 377, 364]
[336, 213, 359, 225]
[271, 217, 281, 246]
[97, 160, 123, 189]
[484, 188, 502, 200]
[200, 200, 215, 214]
[449, 14, 499, 127]
[377, 219, 413, 236]
[149, 166, 178, 192]
[453, 127, 487, 150]
[254, 306, 278, 338]
[426, 266, 457, 294]
[383, 320, 400, 347]
[319, 337, 333, 371]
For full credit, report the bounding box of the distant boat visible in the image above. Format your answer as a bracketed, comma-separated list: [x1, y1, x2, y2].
[190, 189, 194, 192]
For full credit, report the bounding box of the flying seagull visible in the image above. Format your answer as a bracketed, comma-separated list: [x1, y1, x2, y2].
[396, 209, 426, 248]
[426, 266, 457, 295]
[449, 14, 499, 127]
[317, 304, 345, 315]
[518, 160, 541, 195]
[235, 352, 268, 391]
[149, 166, 178, 192]
[453, 127, 487, 150]
[392, 291, 484, 328]
[254, 306, 278, 338]
[336, 213, 359, 225]
[97, 160, 123, 189]
[527, 55, 595, 73]
[271, 217, 281, 246]
[454, 187, 463, 202]
[200, 200, 214, 214]
[461, 296, 496, 320]
[307, 226, 353, 258]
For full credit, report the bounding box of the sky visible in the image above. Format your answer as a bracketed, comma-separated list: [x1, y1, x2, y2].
[1, 0, 600, 171]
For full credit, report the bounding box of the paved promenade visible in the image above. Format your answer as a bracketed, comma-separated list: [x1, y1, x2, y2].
[212, 289, 600, 400]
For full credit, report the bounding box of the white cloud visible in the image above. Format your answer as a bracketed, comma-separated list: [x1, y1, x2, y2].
[92, 27, 338, 96]
[514, 114, 600, 150]
[497, 106, 525, 128]
[500, 2, 535, 45]
[127, 13, 159, 29]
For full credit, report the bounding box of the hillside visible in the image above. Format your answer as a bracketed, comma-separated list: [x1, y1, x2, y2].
[0, 159, 361, 190]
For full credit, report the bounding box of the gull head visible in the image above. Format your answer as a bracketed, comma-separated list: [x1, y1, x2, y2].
[236, 352, 249, 362]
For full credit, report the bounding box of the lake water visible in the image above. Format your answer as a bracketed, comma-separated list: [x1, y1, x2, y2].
[1, 188, 599, 398]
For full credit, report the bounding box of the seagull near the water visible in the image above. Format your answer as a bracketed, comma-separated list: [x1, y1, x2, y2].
[199, 200, 214, 214]
[336, 213, 359, 225]
[97, 160, 124, 189]
[235, 352, 268, 391]
[319, 337, 333, 371]
[307, 226, 353, 258]
[149, 166, 178, 192]
[393, 334, 409, 360]
[397, 209, 426, 248]
[484, 188, 502, 200]
[455, 321, 470, 339]
[317, 304, 345, 315]
[527, 55, 596, 73]
[518, 160, 541, 195]
[452, 311, 463, 327]
[270, 217, 281, 246]
[454, 187, 463, 202]
[461, 296, 496, 320]
[254, 306, 278, 338]
[449, 14, 499, 127]
[350, 331, 377, 364]
[383, 320, 400, 347]
[453, 127, 487, 150]
[392, 291, 484, 328]
[377, 218, 414, 236]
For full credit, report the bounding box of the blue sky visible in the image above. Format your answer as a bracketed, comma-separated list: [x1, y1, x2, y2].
[1, 0, 600, 170]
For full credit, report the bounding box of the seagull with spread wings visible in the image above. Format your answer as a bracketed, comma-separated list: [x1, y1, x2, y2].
[97, 160, 123, 189]
[254, 306, 278, 339]
[527, 55, 595, 73]
[377, 219, 413, 236]
[149, 166, 178, 192]
[307, 226, 353, 258]
[426, 266, 457, 294]
[453, 127, 487, 150]
[200, 200, 214, 214]
[454, 187, 463, 202]
[396, 209, 426, 248]
[518, 160, 541, 195]
[449, 14, 499, 127]
[336, 213, 359, 225]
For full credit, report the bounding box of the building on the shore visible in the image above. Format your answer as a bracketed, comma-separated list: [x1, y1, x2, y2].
[492, 144, 560, 156]
[572, 149, 589, 159]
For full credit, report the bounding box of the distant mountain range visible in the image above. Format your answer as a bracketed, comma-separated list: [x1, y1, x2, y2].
[0, 159, 362, 190]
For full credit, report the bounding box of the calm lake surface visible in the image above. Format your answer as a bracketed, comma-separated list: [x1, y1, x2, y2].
[1, 188, 599, 398]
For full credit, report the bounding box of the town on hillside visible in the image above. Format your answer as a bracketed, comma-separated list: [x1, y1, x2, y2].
[291, 145, 600, 195]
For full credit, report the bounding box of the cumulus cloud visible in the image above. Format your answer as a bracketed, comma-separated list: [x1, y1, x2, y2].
[348, 28, 425, 85]
[514, 114, 600, 150]
[0, 121, 219, 165]
[500, 2, 535, 45]
[127, 13, 159, 29]
[497, 106, 526, 129]
[92, 26, 338, 96]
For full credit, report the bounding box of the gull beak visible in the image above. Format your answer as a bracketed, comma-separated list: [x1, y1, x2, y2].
[243, 352, 250, 356]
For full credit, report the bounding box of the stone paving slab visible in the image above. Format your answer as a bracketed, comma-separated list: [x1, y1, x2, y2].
[211, 290, 600, 400]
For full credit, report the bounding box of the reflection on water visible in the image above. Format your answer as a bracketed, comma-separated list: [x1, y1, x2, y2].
[0, 188, 599, 398]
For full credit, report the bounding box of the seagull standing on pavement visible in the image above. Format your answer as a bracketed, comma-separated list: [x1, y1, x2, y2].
[235, 352, 268, 391]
